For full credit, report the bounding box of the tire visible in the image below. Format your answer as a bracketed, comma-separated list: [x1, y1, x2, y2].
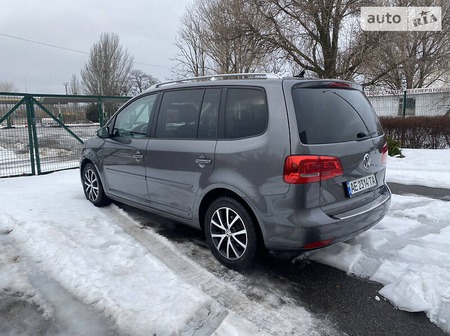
[81, 163, 111, 207]
[204, 197, 259, 270]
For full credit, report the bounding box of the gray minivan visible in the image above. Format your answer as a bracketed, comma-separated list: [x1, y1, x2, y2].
[80, 74, 391, 269]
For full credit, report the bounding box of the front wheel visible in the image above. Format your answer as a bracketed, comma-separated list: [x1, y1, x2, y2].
[204, 197, 259, 270]
[81, 163, 111, 207]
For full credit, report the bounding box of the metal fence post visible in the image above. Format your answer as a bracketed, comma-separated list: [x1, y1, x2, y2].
[401, 90, 407, 145]
[25, 95, 36, 175]
[98, 97, 103, 127]
[27, 95, 42, 175]
[402, 90, 407, 118]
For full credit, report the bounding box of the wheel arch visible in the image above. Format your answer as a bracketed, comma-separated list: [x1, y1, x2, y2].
[79, 158, 92, 177]
[198, 188, 266, 249]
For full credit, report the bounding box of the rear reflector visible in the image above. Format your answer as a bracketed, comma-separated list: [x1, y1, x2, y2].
[283, 155, 343, 184]
[303, 239, 334, 250]
[381, 142, 388, 165]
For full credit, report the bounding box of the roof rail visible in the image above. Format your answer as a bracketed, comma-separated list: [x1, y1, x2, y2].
[154, 73, 281, 88]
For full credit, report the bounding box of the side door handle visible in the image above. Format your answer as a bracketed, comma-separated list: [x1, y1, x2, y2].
[195, 157, 212, 168]
[133, 151, 144, 160]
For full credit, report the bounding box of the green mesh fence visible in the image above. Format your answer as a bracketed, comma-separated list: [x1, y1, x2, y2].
[0, 93, 130, 178]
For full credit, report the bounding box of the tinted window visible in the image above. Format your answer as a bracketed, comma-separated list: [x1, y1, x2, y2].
[292, 88, 383, 144]
[224, 88, 268, 139]
[113, 94, 156, 138]
[156, 90, 203, 139]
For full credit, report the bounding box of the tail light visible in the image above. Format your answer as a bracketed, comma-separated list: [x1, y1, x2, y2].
[381, 142, 388, 165]
[283, 155, 343, 184]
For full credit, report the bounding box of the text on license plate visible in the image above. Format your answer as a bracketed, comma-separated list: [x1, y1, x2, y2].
[346, 174, 377, 197]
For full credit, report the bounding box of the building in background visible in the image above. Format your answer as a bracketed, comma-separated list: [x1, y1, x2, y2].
[367, 88, 450, 117]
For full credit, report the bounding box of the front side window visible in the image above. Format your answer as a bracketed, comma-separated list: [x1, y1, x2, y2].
[113, 94, 156, 138]
[224, 88, 268, 139]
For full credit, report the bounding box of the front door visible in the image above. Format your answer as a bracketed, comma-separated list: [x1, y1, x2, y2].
[101, 94, 157, 205]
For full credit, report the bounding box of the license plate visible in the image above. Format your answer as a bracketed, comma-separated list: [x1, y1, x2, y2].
[346, 174, 377, 197]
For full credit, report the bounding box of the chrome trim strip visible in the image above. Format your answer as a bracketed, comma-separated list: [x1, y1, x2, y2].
[333, 194, 391, 220]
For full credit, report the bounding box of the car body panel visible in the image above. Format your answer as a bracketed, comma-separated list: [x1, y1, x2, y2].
[145, 138, 216, 219]
[99, 137, 150, 205]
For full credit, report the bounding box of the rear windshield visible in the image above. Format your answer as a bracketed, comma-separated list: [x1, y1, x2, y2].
[292, 87, 383, 144]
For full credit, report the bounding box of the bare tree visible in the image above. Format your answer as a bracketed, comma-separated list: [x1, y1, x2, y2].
[81, 33, 134, 96]
[125, 69, 159, 96]
[248, 0, 383, 79]
[68, 74, 81, 95]
[0, 80, 17, 92]
[174, 0, 448, 88]
[172, 5, 210, 77]
[173, 0, 275, 77]
[200, 0, 270, 73]
[0, 81, 18, 127]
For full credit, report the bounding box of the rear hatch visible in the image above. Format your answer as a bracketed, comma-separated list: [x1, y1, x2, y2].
[290, 80, 388, 216]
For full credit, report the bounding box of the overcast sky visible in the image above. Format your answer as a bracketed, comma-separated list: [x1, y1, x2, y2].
[0, 0, 192, 94]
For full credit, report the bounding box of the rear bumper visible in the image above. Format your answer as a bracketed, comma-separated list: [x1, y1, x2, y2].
[256, 185, 391, 251]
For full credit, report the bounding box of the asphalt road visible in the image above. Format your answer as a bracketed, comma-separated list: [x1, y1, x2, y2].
[388, 182, 450, 202]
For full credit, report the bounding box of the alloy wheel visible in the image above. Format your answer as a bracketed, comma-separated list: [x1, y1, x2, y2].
[84, 169, 99, 202]
[210, 206, 248, 260]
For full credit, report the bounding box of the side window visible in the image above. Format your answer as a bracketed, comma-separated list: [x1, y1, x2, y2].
[224, 88, 268, 139]
[198, 88, 220, 139]
[156, 89, 204, 139]
[113, 94, 156, 138]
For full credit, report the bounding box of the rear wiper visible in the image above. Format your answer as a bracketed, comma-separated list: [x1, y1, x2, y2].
[356, 132, 370, 141]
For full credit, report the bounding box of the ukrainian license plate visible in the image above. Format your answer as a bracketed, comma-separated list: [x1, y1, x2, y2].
[346, 174, 377, 197]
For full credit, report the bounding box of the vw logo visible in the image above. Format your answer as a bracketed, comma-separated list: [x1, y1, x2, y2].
[363, 154, 371, 170]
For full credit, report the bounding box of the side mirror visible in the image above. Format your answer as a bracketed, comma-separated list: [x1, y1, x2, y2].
[96, 127, 110, 138]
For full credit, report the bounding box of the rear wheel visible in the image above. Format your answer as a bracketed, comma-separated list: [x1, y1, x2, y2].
[204, 197, 258, 270]
[82, 163, 111, 207]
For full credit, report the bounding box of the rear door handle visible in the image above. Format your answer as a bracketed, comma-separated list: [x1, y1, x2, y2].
[195, 157, 212, 168]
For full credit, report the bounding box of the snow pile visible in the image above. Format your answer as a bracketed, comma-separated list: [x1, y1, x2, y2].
[310, 195, 450, 333]
[387, 148, 450, 188]
[0, 145, 18, 163]
[0, 171, 259, 335]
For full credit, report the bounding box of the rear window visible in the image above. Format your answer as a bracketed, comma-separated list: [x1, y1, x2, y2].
[292, 88, 383, 144]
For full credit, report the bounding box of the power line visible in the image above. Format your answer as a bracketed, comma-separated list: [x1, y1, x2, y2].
[0, 32, 88, 55]
[0, 32, 170, 69]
